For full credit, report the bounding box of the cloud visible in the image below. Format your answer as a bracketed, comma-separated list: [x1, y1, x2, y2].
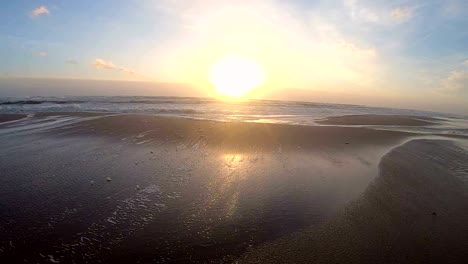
[118, 67, 138, 75]
[38, 51, 47, 57]
[66, 59, 78, 64]
[440, 70, 468, 94]
[344, 0, 380, 23]
[93, 58, 116, 69]
[336, 41, 377, 57]
[464, 59, 468, 67]
[390, 7, 413, 22]
[442, 0, 468, 17]
[148, 0, 381, 90]
[343, 1, 414, 25]
[31, 6, 49, 17]
[93, 58, 142, 76]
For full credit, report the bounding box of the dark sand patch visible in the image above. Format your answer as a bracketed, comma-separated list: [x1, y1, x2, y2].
[0, 114, 27, 123]
[317, 114, 439, 126]
[240, 139, 468, 264]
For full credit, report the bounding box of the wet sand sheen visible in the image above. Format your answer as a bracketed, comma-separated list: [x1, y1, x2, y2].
[240, 140, 468, 263]
[0, 113, 467, 263]
[317, 114, 440, 126]
[0, 113, 26, 123]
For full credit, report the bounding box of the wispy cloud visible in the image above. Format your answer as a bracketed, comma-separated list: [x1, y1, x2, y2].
[337, 41, 377, 57]
[150, 0, 381, 90]
[442, 0, 468, 17]
[38, 51, 47, 57]
[65, 59, 78, 64]
[93, 58, 116, 69]
[93, 58, 142, 76]
[343, 1, 414, 25]
[31, 6, 49, 17]
[118, 67, 138, 75]
[390, 7, 413, 22]
[344, 0, 380, 23]
[440, 70, 468, 94]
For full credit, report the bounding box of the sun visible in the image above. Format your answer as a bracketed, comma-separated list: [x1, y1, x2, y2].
[209, 55, 266, 98]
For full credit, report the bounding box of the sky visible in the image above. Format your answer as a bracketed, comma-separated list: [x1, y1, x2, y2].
[0, 0, 467, 113]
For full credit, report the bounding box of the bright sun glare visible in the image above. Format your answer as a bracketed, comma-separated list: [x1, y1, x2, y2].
[209, 56, 266, 98]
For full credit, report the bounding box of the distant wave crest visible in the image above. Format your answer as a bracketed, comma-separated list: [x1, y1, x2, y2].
[0, 100, 82, 105]
[0, 98, 217, 106]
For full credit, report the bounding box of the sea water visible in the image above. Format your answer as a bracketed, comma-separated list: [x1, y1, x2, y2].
[0, 96, 463, 123]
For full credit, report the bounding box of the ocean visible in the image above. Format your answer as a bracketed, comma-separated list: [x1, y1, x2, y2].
[0, 96, 462, 122]
[1, 96, 467, 136]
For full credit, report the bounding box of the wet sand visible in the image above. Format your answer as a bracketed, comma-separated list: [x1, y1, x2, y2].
[45, 113, 412, 151]
[0, 113, 467, 263]
[0, 113, 26, 123]
[240, 140, 468, 263]
[317, 114, 439, 126]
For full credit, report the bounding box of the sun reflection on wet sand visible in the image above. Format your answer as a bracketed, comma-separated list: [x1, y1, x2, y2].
[197, 146, 389, 226]
[204, 153, 256, 218]
[225, 191, 240, 218]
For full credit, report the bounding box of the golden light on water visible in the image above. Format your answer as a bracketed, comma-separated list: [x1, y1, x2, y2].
[209, 55, 266, 98]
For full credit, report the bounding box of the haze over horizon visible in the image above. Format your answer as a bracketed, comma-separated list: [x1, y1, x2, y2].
[1, 0, 468, 114]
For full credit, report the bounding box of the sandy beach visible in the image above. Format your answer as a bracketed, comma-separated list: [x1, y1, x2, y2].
[0, 114, 26, 123]
[0, 113, 467, 263]
[317, 114, 440, 126]
[240, 139, 468, 263]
